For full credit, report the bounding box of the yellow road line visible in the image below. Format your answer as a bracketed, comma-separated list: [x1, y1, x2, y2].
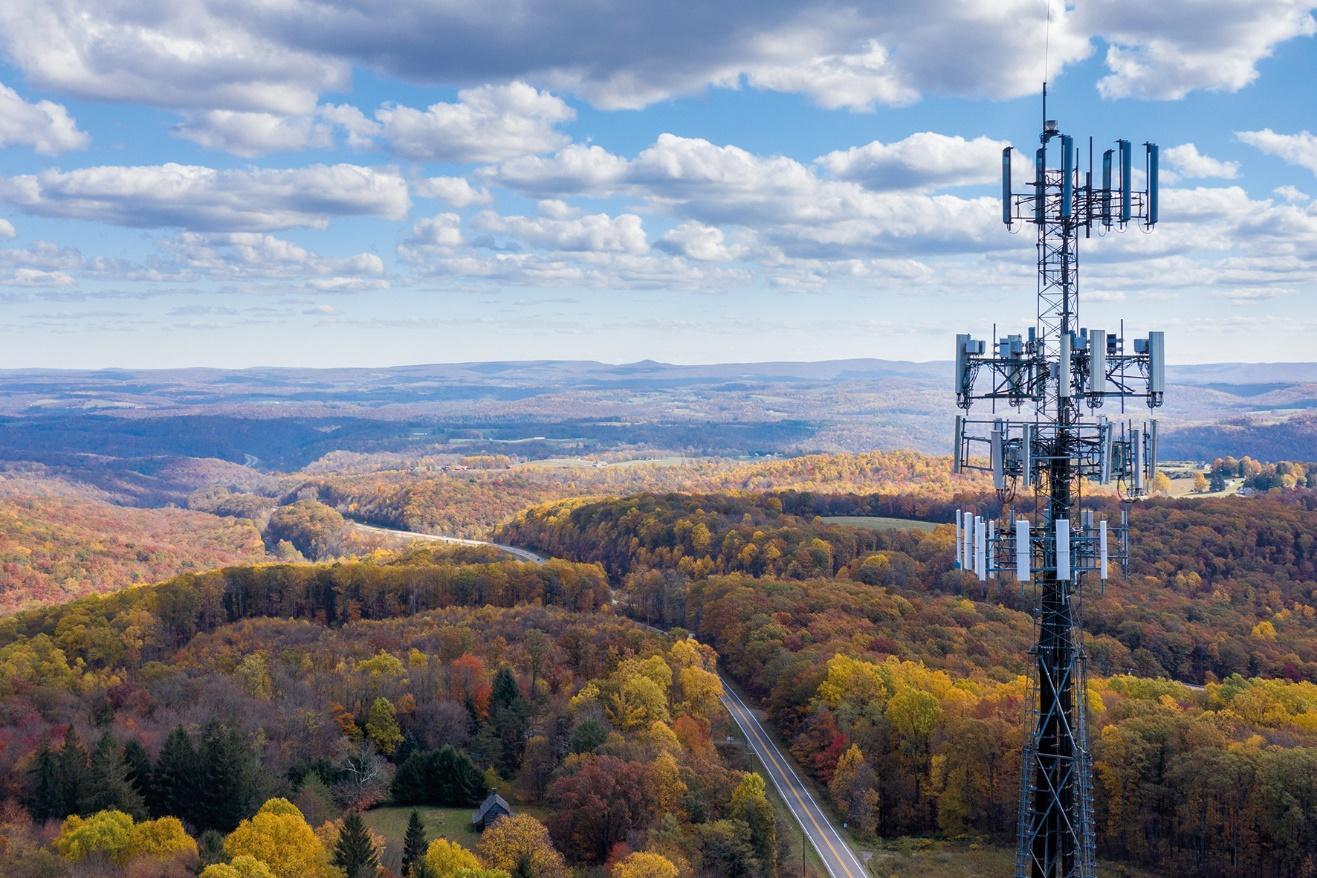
[723, 692, 863, 878]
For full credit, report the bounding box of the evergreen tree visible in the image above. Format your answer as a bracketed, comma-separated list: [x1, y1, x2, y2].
[54, 731, 92, 817]
[197, 722, 264, 832]
[401, 809, 427, 876]
[491, 667, 521, 710]
[86, 733, 146, 818]
[389, 746, 486, 806]
[409, 858, 439, 878]
[121, 739, 153, 805]
[23, 745, 60, 822]
[489, 668, 530, 778]
[153, 726, 199, 823]
[332, 809, 379, 878]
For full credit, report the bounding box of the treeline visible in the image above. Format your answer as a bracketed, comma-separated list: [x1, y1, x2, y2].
[0, 594, 786, 878]
[0, 545, 609, 677]
[301, 449, 990, 539]
[495, 491, 1317, 876]
[498, 491, 1317, 682]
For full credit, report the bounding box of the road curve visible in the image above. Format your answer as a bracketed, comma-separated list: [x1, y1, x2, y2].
[348, 521, 547, 564]
[351, 520, 866, 876]
[721, 681, 869, 878]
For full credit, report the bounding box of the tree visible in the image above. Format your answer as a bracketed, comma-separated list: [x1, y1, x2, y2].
[87, 733, 146, 818]
[54, 809, 135, 863]
[402, 810, 427, 876]
[697, 819, 758, 878]
[1192, 472, 1209, 493]
[424, 838, 481, 876]
[24, 745, 61, 822]
[54, 731, 92, 818]
[730, 773, 776, 876]
[122, 739, 154, 806]
[331, 810, 379, 878]
[476, 814, 569, 878]
[828, 745, 879, 837]
[391, 746, 486, 806]
[612, 851, 679, 878]
[365, 697, 403, 756]
[197, 722, 265, 832]
[153, 726, 199, 823]
[223, 798, 333, 878]
[546, 755, 657, 863]
[201, 856, 276, 878]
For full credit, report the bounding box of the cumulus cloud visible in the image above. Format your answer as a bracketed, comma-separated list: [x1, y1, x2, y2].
[175, 110, 333, 156]
[163, 232, 388, 290]
[818, 132, 1011, 190]
[415, 176, 494, 207]
[486, 133, 1004, 258]
[0, 81, 88, 154]
[368, 83, 573, 161]
[0, 163, 410, 231]
[0, 219, 14, 239]
[399, 213, 465, 259]
[472, 206, 649, 254]
[658, 221, 746, 261]
[1237, 129, 1317, 175]
[1084, 1, 1316, 100]
[0, 1, 1306, 114]
[0, 0, 343, 113]
[1162, 143, 1239, 180]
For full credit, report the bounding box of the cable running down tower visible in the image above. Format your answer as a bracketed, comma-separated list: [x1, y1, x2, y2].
[950, 96, 1164, 878]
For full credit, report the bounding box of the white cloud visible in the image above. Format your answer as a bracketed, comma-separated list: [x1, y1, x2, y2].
[175, 111, 333, 156]
[370, 83, 573, 161]
[1162, 143, 1239, 180]
[400, 213, 465, 257]
[1, 267, 75, 287]
[487, 133, 1004, 258]
[0, 0, 343, 113]
[0, 163, 410, 231]
[486, 145, 630, 195]
[415, 176, 494, 207]
[1236, 129, 1317, 175]
[472, 207, 649, 255]
[0, 1, 1305, 115]
[658, 221, 746, 261]
[0, 219, 13, 239]
[1274, 185, 1310, 203]
[1086, 2, 1316, 100]
[0, 81, 87, 154]
[163, 232, 388, 291]
[818, 132, 1011, 190]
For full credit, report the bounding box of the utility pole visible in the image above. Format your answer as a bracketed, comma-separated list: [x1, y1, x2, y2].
[950, 92, 1164, 877]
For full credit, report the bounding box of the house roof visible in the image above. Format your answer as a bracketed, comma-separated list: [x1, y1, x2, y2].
[473, 792, 511, 823]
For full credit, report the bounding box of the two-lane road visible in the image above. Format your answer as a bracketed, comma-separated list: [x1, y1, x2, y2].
[348, 521, 546, 564]
[721, 681, 869, 878]
[351, 519, 867, 877]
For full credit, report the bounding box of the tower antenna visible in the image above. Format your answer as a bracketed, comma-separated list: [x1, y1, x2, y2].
[952, 93, 1163, 877]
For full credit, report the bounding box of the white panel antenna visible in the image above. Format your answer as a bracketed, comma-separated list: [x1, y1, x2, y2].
[1016, 519, 1031, 581]
[1099, 519, 1109, 581]
[1055, 518, 1071, 580]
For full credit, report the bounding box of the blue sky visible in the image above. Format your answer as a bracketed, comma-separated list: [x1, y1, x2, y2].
[0, 1, 1314, 368]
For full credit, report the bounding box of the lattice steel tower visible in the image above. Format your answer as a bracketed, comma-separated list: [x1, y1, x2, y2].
[950, 91, 1165, 878]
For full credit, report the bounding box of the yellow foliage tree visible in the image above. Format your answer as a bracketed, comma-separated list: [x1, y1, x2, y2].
[612, 850, 679, 878]
[476, 814, 569, 878]
[223, 798, 333, 878]
[54, 809, 135, 863]
[424, 837, 481, 876]
[201, 856, 276, 878]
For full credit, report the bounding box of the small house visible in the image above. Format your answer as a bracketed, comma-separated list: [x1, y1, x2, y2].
[472, 792, 512, 831]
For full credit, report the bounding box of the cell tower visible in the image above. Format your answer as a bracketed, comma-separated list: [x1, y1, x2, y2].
[950, 88, 1164, 878]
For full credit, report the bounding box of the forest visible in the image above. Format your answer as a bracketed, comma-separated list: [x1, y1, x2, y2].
[496, 491, 1317, 877]
[0, 546, 782, 878]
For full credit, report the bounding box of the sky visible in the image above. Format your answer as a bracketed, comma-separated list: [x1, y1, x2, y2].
[0, 1, 1315, 369]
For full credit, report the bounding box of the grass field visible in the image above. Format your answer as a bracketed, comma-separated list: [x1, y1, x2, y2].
[363, 804, 480, 855]
[821, 515, 940, 533]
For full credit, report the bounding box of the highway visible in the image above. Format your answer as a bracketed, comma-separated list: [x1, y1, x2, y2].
[721, 680, 870, 878]
[348, 521, 547, 564]
[352, 519, 868, 877]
